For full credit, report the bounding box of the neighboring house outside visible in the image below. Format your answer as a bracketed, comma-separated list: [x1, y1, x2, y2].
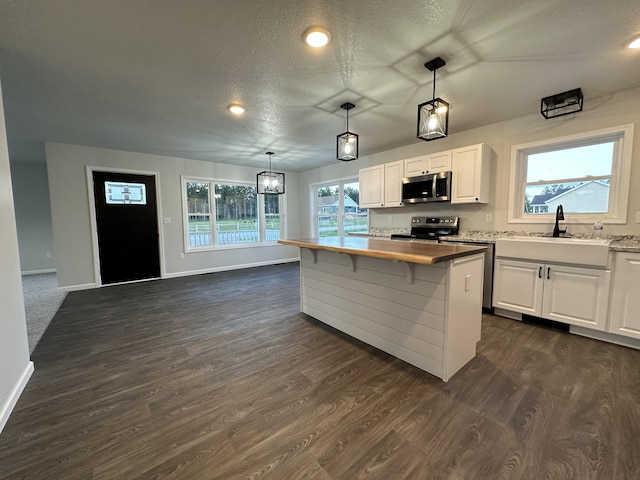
[529, 187, 571, 213]
[318, 194, 360, 215]
[546, 181, 610, 213]
[529, 181, 609, 214]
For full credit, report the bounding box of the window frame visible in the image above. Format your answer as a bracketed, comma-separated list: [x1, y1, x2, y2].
[181, 175, 285, 252]
[507, 124, 634, 225]
[310, 176, 368, 237]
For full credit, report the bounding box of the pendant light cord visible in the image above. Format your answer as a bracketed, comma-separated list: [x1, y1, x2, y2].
[432, 69, 436, 100]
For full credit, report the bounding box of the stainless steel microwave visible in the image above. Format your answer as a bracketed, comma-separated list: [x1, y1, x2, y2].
[401, 171, 452, 204]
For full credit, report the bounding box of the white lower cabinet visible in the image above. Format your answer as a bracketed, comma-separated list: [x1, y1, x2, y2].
[493, 258, 611, 330]
[609, 253, 640, 339]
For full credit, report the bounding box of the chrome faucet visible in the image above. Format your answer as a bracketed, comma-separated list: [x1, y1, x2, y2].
[552, 204, 566, 237]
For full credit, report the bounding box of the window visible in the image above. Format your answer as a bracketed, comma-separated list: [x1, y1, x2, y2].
[183, 177, 284, 250]
[312, 179, 368, 237]
[508, 124, 634, 224]
[105, 181, 147, 205]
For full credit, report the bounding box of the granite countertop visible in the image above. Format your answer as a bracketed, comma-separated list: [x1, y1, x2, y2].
[358, 228, 640, 253]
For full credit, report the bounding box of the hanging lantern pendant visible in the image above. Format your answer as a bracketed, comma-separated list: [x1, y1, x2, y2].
[337, 102, 359, 161]
[256, 151, 285, 194]
[417, 57, 449, 141]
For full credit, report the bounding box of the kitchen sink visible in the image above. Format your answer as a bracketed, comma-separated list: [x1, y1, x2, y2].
[495, 236, 612, 267]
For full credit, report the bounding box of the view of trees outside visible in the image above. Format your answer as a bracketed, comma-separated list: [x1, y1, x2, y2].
[185, 181, 281, 246]
[186, 182, 211, 241]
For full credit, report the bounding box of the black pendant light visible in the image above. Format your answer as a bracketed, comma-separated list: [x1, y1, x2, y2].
[337, 102, 359, 161]
[256, 151, 285, 194]
[540, 88, 583, 119]
[417, 57, 449, 141]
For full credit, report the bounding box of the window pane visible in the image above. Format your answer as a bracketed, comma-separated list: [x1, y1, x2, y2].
[186, 182, 209, 214]
[188, 215, 212, 246]
[264, 194, 280, 215]
[105, 181, 146, 205]
[214, 184, 258, 245]
[343, 215, 368, 235]
[319, 215, 338, 237]
[265, 215, 280, 241]
[523, 140, 614, 216]
[526, 142, 614, 183]
[343, 182, 360, 214]
[316, 185, 339, 214]
[186, 182, 211, 246]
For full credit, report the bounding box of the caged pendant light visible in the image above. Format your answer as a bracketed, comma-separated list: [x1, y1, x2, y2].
[337, 102, 359, 161]
[417, 57, 449, 141]
[257, 151, 285, 195]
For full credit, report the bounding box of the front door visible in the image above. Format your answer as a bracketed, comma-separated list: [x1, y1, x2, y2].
[92, 171, 161, 285]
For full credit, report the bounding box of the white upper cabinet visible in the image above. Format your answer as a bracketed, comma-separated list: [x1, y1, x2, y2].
[384, 160, 404, 207]
[359, 164, 385, 208]
[404, 151, 452, 177]
[451, 143, 490, 204]
[359, 160, 404, 208]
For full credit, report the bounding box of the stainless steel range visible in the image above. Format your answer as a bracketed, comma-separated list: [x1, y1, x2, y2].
[390, 216, 459, 242]
[391, 216, 494, 309]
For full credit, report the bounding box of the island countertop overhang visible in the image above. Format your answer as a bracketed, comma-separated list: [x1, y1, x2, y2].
[278, 237, 487, 265]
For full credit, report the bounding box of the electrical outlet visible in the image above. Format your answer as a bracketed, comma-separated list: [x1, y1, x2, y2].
[388, 215, 393, 223]
[46, 252, 52, 258]
[485, 213, 492, 223]
[163, 217, 171, 224]
[179, 253, 184, 260]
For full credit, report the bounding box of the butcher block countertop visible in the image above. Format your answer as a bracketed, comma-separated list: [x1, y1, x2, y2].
[278, 237, 487, 266]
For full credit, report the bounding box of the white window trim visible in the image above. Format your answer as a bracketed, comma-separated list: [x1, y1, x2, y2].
[507, 124, 634, 225]
[181, 175, 286, 252]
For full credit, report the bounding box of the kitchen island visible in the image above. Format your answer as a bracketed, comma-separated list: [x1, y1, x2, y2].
[278, 237, 487, 381]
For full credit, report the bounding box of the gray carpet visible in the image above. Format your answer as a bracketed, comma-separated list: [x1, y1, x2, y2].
[21, 273, 67, 353]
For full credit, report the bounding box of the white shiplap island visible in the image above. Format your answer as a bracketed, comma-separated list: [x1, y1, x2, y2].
[278, 237, 487, 381]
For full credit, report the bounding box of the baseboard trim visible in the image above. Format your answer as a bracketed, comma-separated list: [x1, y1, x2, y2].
[493, 307, 522, 321]
[57, 259, 301, 290]
[0, 361, 34, 434]
[570, 326, 640, 350]
[164, 257, 300, 279]
[58, 283, 97, 292]
[21, 268, 56, 275]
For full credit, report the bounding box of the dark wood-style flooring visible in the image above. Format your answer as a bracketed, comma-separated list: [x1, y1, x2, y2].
[1, 262, 639, 479]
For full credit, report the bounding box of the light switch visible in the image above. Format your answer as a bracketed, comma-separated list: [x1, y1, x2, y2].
[163, 217, 171, 224]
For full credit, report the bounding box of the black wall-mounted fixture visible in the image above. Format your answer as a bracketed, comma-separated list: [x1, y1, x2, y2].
[257, 151, 285, 194]
[417, 56, 449, 141]
[541, 88, 583, 119]
[337, 102, 359, 161]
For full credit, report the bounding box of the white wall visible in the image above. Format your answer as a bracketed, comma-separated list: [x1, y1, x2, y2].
[9, 160, 56, 273]
[0, 78, 33, 433]
[45, 143, 301, 290]
[298, 86, 640, 237]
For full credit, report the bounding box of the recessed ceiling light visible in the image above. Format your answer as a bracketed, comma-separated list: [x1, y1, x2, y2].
[628, 35, 640, 49]
[304, 26, 331, 48]
[227, 103, 246, 115]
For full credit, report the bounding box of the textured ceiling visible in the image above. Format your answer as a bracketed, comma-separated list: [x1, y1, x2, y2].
[1, 0, 639, 170]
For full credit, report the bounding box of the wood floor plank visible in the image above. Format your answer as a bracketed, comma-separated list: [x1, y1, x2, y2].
[1, 262, 640, 479]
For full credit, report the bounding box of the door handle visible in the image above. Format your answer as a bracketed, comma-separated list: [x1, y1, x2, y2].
[547, 267, 551, 280]
[538, 266, 542, 278]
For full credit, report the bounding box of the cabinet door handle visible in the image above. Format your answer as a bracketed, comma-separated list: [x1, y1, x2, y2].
[538, 266, 542, 278]
[547, 267, 551, 280]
